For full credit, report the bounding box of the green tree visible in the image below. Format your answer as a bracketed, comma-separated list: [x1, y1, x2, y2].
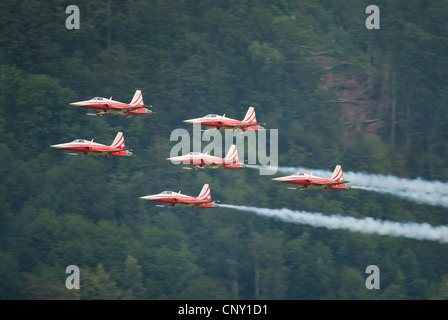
[250, 228, 288, 299]
[81, 263, 120, 300]
[121, 255, 146, 299]
[22, 263, 80, 300]
[0, 252, 23, 299]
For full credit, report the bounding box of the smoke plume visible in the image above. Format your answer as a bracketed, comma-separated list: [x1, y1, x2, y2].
[220, 204, 448, 244]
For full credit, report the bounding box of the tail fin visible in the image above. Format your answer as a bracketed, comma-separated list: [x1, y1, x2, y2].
[330, 165, 344, 182]
[198, 184, 212, 201]
[111, 132, 126, 150]
[242, 106, 257, 124]
[130, 90, 144, 106]
[224, 144, 239, 163]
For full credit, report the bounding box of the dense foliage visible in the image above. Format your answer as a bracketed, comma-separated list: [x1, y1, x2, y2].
[0, 0, 447, 299]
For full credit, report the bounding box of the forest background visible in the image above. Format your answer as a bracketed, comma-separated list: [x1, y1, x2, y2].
[0, 0, 447, 299]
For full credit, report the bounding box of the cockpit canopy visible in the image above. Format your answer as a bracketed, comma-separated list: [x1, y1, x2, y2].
[205, 114, 219, 118]
[293, 173, 306, 176]
[91, 97, 106, 101]
[187, 152, 200, 155]
[160, 191, 176, 195]
[73, 139, 86, 143]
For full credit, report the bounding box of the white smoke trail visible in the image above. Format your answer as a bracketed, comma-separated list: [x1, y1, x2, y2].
[220, 204, 448, 244]
[256, 165, 448, 208]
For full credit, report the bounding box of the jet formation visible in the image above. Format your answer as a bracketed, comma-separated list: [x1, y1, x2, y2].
[53, 90, 351, 209]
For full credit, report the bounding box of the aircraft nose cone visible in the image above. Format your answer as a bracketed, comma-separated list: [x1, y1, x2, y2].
[166, 156, 183, 165]
[50, 143, 64, 149]
[272, 177, 285, 181]
[140, 195, 158, 201]
[69, 101, 83, 107]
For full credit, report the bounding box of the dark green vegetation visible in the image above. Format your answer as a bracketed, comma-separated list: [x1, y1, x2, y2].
[1, 0, 447, 299]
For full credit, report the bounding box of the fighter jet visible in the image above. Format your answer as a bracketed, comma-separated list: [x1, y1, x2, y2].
[69, 90, 152, 117]
[50, 132, 133, 157]
[183, 106, 264, 131]
[166, 144, 245, 170]
[139, 184, 218, 209]
[272, 165, 351, 191]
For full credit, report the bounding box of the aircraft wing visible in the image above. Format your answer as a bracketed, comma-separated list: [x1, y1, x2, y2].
[90, 149, 128, 154]
[182, 166, 205, 170]
[287, 186, 305, 190]
[222, 122, 261, 128]
[313, 181, 350, 186]
[178, 199, 214, 204]
[108, 105, 149, 111]
[87, 111, 108, 116]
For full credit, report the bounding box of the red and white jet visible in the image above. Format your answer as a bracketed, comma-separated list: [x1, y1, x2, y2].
[50, 132, 134, 157]
[183, 106, 264, 131]
[272, 165, 351, 191]
[69, 90, 152, 118]
[139, 184, 218, 209]
[166, 144, 245, 170]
